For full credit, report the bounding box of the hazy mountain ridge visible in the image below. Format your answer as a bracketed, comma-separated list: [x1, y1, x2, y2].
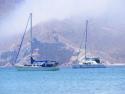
[0, 17, 125, 66]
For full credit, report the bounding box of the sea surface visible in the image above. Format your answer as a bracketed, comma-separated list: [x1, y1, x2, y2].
[0, 67, 125, 94]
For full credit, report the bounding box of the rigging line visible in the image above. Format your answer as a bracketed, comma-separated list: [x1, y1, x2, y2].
[76, 20, 88, 62]
[14, 15, 31, 64]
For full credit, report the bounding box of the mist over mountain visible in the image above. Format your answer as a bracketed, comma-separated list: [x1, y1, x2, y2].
[0, 0, 24, 22]
[0, 16, 125, 66]
[0, 0, 125, 66]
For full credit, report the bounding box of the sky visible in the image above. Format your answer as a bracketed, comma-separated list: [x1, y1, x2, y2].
[0, 0, 125, 40]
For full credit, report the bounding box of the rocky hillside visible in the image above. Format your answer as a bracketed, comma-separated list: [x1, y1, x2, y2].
[0, 35, 75, 66]
[0, 17, 125, 66]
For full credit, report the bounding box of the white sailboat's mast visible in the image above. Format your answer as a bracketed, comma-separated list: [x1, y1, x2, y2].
[85, 20, 88, 60]
[30, 13, 33, 58]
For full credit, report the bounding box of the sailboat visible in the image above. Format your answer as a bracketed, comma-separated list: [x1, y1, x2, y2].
[72, 20, 106, 68]
[15, 13, 59, 71]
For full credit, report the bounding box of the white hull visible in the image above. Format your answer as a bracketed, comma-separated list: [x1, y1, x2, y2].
[72, 64, 106, 68]
[15, 66, 59, 71]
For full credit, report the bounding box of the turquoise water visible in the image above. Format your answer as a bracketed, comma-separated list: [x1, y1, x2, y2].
[0, 67, 125, 94]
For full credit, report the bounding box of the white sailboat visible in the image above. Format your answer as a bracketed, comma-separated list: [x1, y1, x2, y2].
[72, 20, 106, 68]
[15, 13, 59, 71]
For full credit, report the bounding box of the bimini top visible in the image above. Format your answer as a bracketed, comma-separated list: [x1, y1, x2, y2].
[79, 56, 101, 64]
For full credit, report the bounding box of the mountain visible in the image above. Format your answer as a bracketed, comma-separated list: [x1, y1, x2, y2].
[0, 17, 125, 66]
[0, 35, 74, 66]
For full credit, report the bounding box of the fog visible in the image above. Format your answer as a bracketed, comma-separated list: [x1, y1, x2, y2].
[0, 0, 125, 40]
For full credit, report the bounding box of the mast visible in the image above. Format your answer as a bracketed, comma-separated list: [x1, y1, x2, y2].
[30, 13, 33, 64]
[85, 20, 88, 60]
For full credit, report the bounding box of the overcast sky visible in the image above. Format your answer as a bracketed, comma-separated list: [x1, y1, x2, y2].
[0, 0, 125, 40]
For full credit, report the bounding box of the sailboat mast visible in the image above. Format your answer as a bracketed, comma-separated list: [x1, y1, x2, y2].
[85, 20, 88, 60]
[30, 13, 33, 59]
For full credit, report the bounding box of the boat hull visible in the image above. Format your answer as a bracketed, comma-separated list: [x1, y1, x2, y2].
[15, 66, 59, 71]
[72, 64, 106, 68]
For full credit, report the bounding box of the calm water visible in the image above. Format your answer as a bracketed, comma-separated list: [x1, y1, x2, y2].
[0, 67, 125, 94]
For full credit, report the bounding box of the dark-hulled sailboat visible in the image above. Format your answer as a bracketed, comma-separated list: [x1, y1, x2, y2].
[15, 13, 59, 71]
